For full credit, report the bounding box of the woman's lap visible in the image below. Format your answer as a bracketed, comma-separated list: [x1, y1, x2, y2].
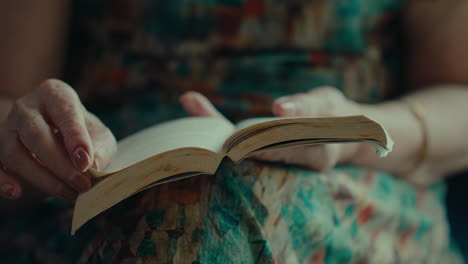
[79, 161, 463, 263]
[0, 161, 463, 263]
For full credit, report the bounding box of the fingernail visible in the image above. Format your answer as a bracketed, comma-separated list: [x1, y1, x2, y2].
[1, 183, 16, 199]
[280, 102, 296, 115]
[70, 174, 91, 192]
[73, 147, 91, 172]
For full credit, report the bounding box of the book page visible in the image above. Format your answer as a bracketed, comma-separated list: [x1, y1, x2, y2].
[235, 117, 281, 130]
[227, 115, 393, 162]
[100, 117, 235, 174]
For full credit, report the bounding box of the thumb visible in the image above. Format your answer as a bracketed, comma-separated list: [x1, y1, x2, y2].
[254, 145, 338, 172]
[180, 91, 227, 121]
[272, 86, 344, 117]
[85, 113, 117, 171]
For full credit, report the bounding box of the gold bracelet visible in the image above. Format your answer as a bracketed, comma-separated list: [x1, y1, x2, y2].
[402, 99, 429, 178]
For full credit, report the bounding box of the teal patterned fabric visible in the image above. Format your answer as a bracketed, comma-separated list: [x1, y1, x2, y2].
[66, 0, 407, 137]
[76, 162, 463, 263]
[0, 0, 464, 263]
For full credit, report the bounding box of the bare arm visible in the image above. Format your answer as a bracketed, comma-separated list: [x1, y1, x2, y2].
[353, 87, 468, 185]
[349, 0, 468, 185]
[181, 0, 468, 186]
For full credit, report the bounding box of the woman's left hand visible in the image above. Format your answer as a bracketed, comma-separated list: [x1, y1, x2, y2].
[180, 87, 363, 171]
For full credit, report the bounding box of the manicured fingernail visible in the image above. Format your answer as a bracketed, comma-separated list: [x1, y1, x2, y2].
[73, 147, 91, 172]
[280, 102, 296, 115]
[1, 183, 16, 199]
[70, 174, 91, 192]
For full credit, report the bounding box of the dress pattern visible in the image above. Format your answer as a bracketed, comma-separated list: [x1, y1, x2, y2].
[66, 0, 406, 138]
[0, 0, 464, 263]
[78, 162, 462, 263]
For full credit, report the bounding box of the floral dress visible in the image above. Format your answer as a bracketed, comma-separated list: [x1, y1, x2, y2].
[0, 0, 464, 263]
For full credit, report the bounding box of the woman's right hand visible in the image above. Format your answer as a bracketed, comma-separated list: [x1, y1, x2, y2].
[0, 79, 117, 200]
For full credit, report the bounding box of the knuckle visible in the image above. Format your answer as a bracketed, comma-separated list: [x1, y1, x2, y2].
[55, 96, 79, 115]
[39, 79, 62, 95]
[39, 79, 78, 103]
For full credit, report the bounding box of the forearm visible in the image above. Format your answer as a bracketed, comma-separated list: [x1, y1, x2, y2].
[350, 86, 468, 183]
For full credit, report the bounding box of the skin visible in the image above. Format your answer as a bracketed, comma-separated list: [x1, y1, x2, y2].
[181, 86, 468, 187]
[0, 79, 117, 200]
[1, 0, 468, 203]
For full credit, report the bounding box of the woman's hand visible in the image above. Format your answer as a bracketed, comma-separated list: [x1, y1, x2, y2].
[180, 87, 362, 171]
[0, 79, 117, 200]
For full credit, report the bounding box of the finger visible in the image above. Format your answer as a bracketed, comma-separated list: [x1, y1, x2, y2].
[179, 91, 229, 121]
[86, 112, 117, 170]
[11, 107, 91, 192]
[272, 93, 305, 117]
[38, 79, 94, 172]
[272, 86, 343, 117]
[0, 168, 22, 200]
[254, 148, 312, 167]
[0, 131, 77, 200]
[254, 146, 335, 172]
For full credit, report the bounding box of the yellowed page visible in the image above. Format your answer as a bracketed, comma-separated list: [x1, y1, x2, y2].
[226, 116, 393, 162]
[96, 117, 235, 175]
[235, 117, 281, 130]
[73, 148, 222, 234]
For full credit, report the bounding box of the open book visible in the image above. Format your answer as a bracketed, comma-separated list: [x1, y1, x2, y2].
[72, 115, 393, 234]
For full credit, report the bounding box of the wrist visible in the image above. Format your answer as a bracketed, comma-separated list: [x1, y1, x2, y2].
[342, 99, 426, 175]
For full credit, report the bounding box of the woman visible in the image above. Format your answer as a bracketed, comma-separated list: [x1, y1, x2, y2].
[0, 0, 467, 263]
